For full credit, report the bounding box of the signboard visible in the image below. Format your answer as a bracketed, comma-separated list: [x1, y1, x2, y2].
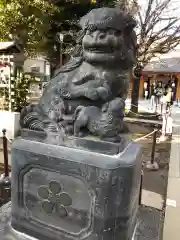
[0, 84, 8, 88]
[29, 83, 43, 99]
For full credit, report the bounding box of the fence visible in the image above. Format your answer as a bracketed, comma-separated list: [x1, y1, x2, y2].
[0, 129, 11, 205]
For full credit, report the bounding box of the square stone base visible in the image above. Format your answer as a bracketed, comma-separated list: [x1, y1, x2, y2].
[7, 133, 142, 240]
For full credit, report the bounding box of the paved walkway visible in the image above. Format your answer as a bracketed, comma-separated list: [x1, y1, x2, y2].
[126, 99, 180, 240]
[133, 99, 180, 239]
[125, 99, 180, 116]
[162, 109, 180, 240]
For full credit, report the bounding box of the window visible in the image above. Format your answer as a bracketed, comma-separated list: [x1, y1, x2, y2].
[31, 66, 40, 73]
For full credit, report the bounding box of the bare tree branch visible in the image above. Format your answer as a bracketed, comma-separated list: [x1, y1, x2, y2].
[144, 0, 155, 25]
[136, 0, 180, 66]
[116, 0, 180, 112]
[116, 0, 180, 65]
[145, 0, 171, 25]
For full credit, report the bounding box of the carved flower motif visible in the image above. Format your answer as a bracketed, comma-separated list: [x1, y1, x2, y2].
[37, 180, 72, 217]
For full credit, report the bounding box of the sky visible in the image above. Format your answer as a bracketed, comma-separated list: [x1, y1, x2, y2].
[137, 0, 180, 35]
[137, 0, 180, 60]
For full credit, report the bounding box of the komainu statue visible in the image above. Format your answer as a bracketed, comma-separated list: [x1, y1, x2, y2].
[20, 7, 137, 142]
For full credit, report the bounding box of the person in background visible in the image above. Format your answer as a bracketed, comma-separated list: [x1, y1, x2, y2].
[171, 80, 176, 102]
[159, 82, 172, 113]
[144, 82, 149, 100]
[154, 81, 164, 105]
[160, 83, 173, 139]
[150, 81, 156, 110]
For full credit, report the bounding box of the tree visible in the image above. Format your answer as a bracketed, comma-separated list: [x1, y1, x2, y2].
[0, 0, 115, 111]
[0, 0, 61, 69]
[0, 0, 113, 72]
[0, 75, 31, 111]
[116, 0, 180, 113]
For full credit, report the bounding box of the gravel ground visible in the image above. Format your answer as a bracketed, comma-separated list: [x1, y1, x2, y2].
[0, 201, 11, 238]
[135, 206, 162, 240]
[140, 136, 170, 197]
[0, 202, 161, 240]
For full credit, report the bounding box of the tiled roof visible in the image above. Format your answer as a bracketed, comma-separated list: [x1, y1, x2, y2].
[0, 42, 22, 53]
[143, 58, 180, 73]
[0, 42, 15, 50]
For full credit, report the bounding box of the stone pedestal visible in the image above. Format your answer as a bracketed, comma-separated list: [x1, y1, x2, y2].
[4, 131, 142, 240]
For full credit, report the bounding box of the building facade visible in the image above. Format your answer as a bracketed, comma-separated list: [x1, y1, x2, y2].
[136, 57, 180, 100]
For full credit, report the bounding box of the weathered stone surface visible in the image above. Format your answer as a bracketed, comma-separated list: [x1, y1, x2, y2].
[2, 134, 141, 240]
[0, 203, 161, 240]
[20, 7, 137, 142]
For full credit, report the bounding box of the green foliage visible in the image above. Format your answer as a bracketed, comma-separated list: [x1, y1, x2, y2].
[12, 76, 31, 112]
[0, 0, 61, 58]
[0, 86, 8, 110]
[0, 0, 113, 68]
[0, 0, 115, 111]
[0, 76, 31, 112]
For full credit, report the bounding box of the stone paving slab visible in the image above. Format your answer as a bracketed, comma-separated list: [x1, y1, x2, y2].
[165, 178, 180, 207]
[167, 134, 180, 178]
[141, 190, 163, 210]
[163, 123, 180, 240]
[163, 205, 180, 240]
